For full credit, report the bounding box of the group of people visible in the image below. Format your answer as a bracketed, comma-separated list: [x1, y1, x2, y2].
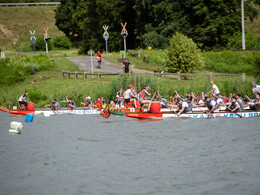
[122, 59, 135, 73]
[17, 81, 260, 113]
[112, 81, 260, 115]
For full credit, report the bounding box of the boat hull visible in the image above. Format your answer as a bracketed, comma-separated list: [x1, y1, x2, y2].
[3, 108, 100, 115]
[126, 110, 260, 119]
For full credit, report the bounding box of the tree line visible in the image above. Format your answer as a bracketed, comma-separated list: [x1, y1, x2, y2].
[54, 0, 259, 52]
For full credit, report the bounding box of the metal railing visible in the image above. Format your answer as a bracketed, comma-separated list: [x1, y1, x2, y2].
[0, 2, 60, 6]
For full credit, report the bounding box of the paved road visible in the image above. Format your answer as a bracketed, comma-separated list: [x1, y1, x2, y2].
[66, 56, 123, 73]
[66, 56, 153, 73]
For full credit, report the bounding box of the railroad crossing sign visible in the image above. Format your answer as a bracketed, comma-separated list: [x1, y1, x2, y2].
[43, 27, 51, 54]
[103, 25, 109, 54]
[30, 30, 37, 54]
[121, 22, 128, 38]
[121, 22, 128, 53]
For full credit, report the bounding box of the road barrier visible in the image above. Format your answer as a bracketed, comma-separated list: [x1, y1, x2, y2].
[61, 70, 246, 82]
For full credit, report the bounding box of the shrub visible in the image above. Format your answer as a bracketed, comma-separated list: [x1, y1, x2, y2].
[165, 32, 204, 73]
[0, 55, 55, 87]
[33, 36, 53, 51]
[53, 36, 71, 49]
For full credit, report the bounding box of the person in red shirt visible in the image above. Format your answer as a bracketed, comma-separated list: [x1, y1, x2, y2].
[97, 51, 102, 62]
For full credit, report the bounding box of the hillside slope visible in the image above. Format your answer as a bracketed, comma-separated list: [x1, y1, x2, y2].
[0, 6, 64, 49]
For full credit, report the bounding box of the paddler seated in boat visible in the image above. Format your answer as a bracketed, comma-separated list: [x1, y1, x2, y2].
[234, 94, 245, 105]
[176, 98, 192, 116]
[139, 86, 152, 112]
[129, 84, 138, 108]
[18, 91, 28, 110]
[156, 90, 169, 108]
[204, 96, 220, 114]
[214, 93, 225, 106]
[60, 97, 76, 110]
[116, 88, 124, 98]
[100, 96, 106, 105]
[246, 93, 260, 110]
[81, 96, 92, 110]
[44, 98, 61, 110]
[228, 96, 244, 112]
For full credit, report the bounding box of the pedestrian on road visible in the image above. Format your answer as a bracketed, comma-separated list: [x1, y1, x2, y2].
[129, 61, 135, 73]
[122, 59, 130, 73]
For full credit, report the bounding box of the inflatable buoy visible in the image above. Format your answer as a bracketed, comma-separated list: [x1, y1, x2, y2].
[9, 121, 22, 134]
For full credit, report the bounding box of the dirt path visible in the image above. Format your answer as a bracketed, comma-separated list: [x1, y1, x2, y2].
[66, 56, 153, 73]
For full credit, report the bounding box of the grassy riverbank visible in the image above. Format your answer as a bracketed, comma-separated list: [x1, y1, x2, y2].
[0, 49, 257, 109]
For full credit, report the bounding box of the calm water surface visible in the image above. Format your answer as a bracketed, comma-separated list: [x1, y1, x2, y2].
[0, 112, 259, 195]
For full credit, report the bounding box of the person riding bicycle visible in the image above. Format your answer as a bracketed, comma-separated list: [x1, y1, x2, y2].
[97, 51, 102, 63]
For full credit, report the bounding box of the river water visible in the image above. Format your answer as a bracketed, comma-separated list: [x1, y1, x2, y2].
[0, 111, 259, 195]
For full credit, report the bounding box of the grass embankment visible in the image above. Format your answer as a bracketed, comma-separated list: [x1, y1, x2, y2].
[0, 6, 64, 49]
[0, 50, 256, 109]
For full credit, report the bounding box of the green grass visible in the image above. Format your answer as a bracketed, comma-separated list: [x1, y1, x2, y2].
[104, 50, 260, 77]
[0, 6, 64, 49]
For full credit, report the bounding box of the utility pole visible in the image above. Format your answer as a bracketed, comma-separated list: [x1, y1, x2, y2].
[241, 0, 246, 50]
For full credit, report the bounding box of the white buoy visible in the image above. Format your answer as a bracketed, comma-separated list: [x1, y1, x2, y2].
[10, 121, 23, 130]
[9, 129, 21, 134]
[43, 113, 51, 117]
[9, 121, 23, 134]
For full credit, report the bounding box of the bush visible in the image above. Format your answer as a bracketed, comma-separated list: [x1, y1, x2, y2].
[33, 36, 53, 51]
[53, 36, 71, 49]
[0, 55, 55, 87]
[165, 32, 204, 73]
[226, 32, 260, 50]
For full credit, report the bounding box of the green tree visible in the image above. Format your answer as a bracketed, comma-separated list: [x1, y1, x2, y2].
[165, 32, 204, 73]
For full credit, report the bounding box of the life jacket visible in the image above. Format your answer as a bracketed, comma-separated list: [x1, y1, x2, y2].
[206, 99, 219, 111]
[231, 101, 244, 112]
[132, 89, 138, 98]
[140, 90, 146, 99]
[179, 101, 192, 113]
[100, 105, 110, 118]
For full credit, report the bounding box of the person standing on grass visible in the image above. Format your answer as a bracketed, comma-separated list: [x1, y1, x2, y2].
[129, 61, 135, 73]
[122, 59, 130, 73]
[209, 81, 220, 95]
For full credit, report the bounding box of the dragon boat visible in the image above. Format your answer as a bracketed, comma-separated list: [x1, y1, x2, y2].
[126, 110, 260, 119]
[0, 106, 100, 115]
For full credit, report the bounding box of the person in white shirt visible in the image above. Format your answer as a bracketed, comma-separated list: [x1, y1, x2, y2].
[176, 98, 192, 116]
[209, 81, 220, 95]
[18, 91, 28, 109]
[252, 81, 260, 94]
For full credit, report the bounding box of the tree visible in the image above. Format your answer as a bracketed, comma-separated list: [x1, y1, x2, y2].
[165, 32, 204, 73]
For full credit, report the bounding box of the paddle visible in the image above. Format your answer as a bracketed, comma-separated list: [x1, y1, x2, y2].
[195, 105, 215, 118]
[224, 104, 243, 118]
[169, 103, 179, 117]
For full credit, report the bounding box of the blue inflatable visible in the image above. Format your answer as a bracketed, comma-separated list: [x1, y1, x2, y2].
[25, 113, 34, 122]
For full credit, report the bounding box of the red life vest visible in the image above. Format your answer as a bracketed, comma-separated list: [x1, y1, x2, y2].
[140, 90, 146, 99]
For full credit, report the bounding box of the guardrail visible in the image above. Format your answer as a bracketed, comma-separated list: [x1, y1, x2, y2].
[0, 2, 60, 6]
[61, 70, 246, 82]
